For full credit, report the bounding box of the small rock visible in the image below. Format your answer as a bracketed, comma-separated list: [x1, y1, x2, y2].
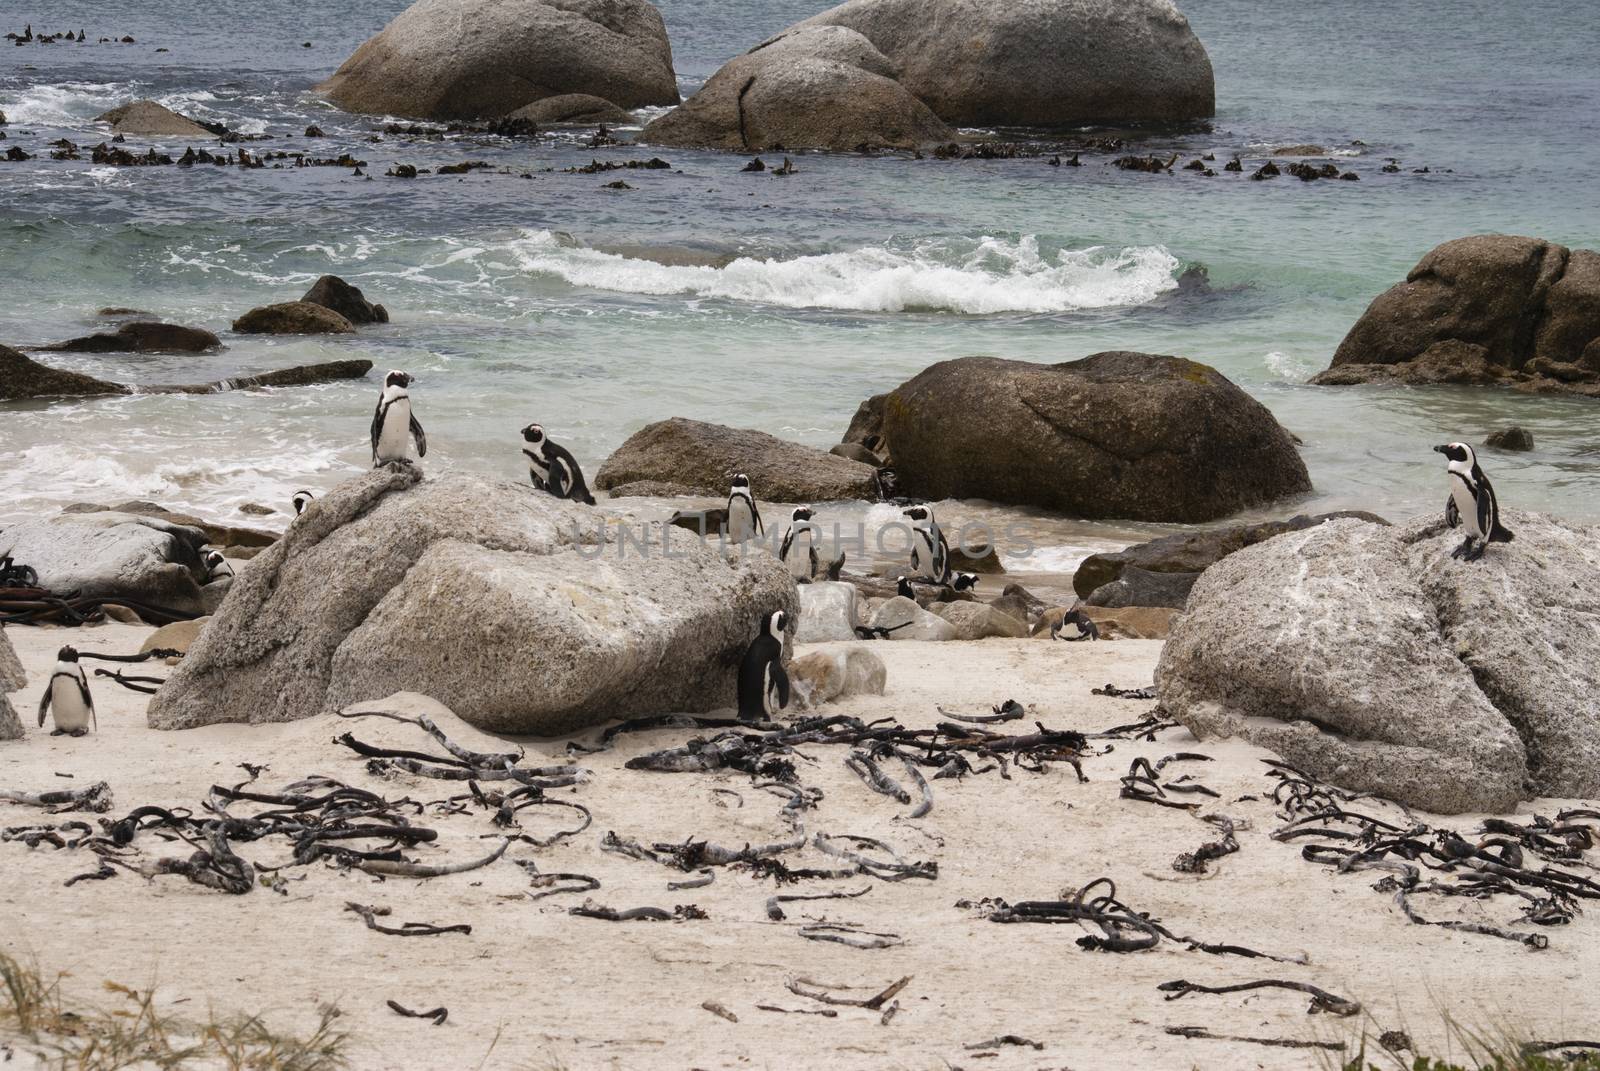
[1485, 426, 1535, 451]
[829, 442, 880, 465]
[0, 629, 26, 690]
[1272, 144, 1326, 156]
[95, 99, 211, 137]
[239, 503, 276, 516]
[790, 648, 886, 708]
[869, 595, 958, 641]
[232, 301, 355, 335]
[140, 617, 209, 655]
[927, 601, 1027, 640]
[796, 582, 860, 643]
[44, 321, 221, 355]
[301, 274, 388, 325]
[304, 124, 325, 136]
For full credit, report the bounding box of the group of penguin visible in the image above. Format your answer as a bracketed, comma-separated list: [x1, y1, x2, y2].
[26, 371, 1517, 737]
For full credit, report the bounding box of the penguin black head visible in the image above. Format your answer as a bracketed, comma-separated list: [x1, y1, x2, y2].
[791, 506, 814, 523]
[521, 423, 546, 445]
[731, 473, 752, 493]
[204, 549, 224, 568]
[765, 609, 788, 639]
[896, 575, 913, 599]
[57, 645, 79, 662]
[1434, 442, 1473, 467]
[292, 489, 314, 515]
[383, 369, 412, 390]
[903, 506, 931, 522]
[953, 572, 978, 591]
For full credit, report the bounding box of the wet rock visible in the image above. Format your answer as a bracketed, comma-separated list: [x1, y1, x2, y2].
[1485, 426, 1535, 451]
[1073, 511, 1387, 598]
[1082, 566, 1198, 609]
[927, 600, 1027, 640]
[1, 344, 125, 400]
[773, 0, 1214, 127]
[1113, 152, 1176, 173]
[161, 359, 374, 392]
[0, 509, 210, 614]
[1272, 144, 1325, 155]
[950, 543, 1004, 574]
[1249, 160, 1279, 180]
[790, 647, 886, 708]
[318, 0, 679, 121]
[796, 581, 860, 643]
[868, 595, 957, 640]
[95, 99, 213, 136]
[596, 417, 881, 502]
[1312, 235, 1600, 398]
[864, 353, 1310, 522]
[1153, 514, 1600, 813]
[641, 25, 953, 152]
[304, 124, 325, 136]
[508, 93, 628, 124]
[387, 164, 418, 178]
[147, 469, 798, 734]
[232, 301, 356, 335]
[239, 503, 276, 516]
[42, 321, 221, 354]
[301, 275, 388, 325]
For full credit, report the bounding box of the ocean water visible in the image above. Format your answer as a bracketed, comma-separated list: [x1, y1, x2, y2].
[2, 0, 1598, 567]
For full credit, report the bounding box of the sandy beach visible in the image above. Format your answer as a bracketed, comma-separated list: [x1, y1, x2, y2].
[4, 621, 1595, 1070]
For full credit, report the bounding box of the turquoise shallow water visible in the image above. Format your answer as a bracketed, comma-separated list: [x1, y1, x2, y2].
[1, 0, 1598, 562]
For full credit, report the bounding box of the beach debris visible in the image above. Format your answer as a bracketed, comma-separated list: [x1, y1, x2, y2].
[798, 924, 903, 950]
[766, 885, 871, 921]
[385, 1001, 447, 1026]
[1091, 684, 1156, 700]
[1172, 814, 1239, 874]
[344, 902, 472, 937]
[1157, 978, 1361, 1017]
[1119, 753, 1217, 810]
[701, 1001, 738, 1022]
[756, 1004, 836, 1017]
[787, 975, 909, 1010]
[514, 860, 600, 900]
[965, 1036, 1044, 1051]
[1113, 152, 1177, 173]
[1164, 1025, 1344, 1051]
[566, 157, 671, 174]
[0, 782, 114, 813]
[568, 900, 707, 921]
[1266, 759, 1598, 948]
[937, 698, 1024, 724]
[93, 668, 167, 694]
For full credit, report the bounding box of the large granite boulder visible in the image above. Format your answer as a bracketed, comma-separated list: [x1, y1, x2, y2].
[640, 26, 952, 151]
[146, 469, 798, 735]
[1073, 511, 1388, 599]
[1312, 236, 1600, 398]
[796, 581, 860, 642]
[869, 595, 957, 640]
[96, 100, 213, 137]
[1, 344, 123, 400]
[0, 694, 22, 742]
[42, 321, 221, 354]
[1081, 566, 1197, 610]
[301, 276, 388, 325]
[0, 511, 210, 613]
[232, 302, 355, 335]
[318, 0, 679, 121]
[0, 628, 25, 691]
[596, 418, 881, 502]
[928, 600, 1028, 639]
[861, 353, 1309, 522]
[1157, 512, 1600, 813]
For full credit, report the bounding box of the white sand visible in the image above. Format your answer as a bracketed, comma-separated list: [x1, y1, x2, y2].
[2, 622, 1596, 1069]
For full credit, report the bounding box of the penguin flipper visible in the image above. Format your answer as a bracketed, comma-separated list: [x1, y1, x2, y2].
[1445, 496, 1459, 528]
[808, 545, 818, 578]
[779, 528, 794, 562]
[409, 414, 427, 458]
[773, 662, 790, 711]
[37, 686, 51, 728]
[369, 401, 384, 465]
[1482, 476, 1514, 542]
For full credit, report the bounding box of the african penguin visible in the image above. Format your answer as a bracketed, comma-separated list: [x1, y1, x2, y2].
[520, 424, 596, 506]
[370, 369, 427, 467]
[1051, 608, 1099, 642]
[737, 610, 790, 723]
[903, 506, 950, 583]
[37, 645, 94, 737]
[895, 575, 914, 599]
[1435, 442, 1513, 561]
[952, 573, 979, 592]
[202, 549, 234, 581]
[727, 473, 763, 544]
[779, 506, 819, 580]
[292, 489, 314, 516]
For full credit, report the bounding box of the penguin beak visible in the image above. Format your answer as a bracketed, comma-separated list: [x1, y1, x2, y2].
[1432, 445, 1447, 454]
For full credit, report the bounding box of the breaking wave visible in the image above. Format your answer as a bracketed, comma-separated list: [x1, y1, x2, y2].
[498, 230, 1182, 315]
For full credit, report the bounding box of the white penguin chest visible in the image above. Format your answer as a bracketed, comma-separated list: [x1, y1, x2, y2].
[728, 496, 756, 540]
[51, 674, 90, 730]
[377, 398, 412, 460]
[785, 528, 814, 576]
[1450, 474, 1483, 538]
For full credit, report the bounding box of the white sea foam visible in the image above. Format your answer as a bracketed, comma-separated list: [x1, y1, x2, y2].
[496, 230, 1182, 315]
[1265, 350, 1322, 381]
[2, 81, 136, 126]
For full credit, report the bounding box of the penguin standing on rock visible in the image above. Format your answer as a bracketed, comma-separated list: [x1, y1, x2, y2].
[737, 610, 790, 723]
[727, 473, 763, 544]
[38, 645, 94, 736]
[291, 489, 315, 516]
[779, 506, 819, 580]
[370, 370, 426, 467]
[1435, 442, 1513, 561]
[904, 506, 950, 583]
[520, 424, 595, 505]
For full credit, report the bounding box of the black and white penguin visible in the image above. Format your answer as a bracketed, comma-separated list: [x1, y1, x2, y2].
[202, 549, 234, 581]
[37, 645, 94, 736]
[727, 473, 763, 544]
[370, 369, 427, 467]
[1435, 442, 1513, 561]
[520, 424, 595, 505]
[895, 575, 914, 599]
[952, 573, 979, 592]
[903, 506, 950, 582]
[1051, 608, 1099, 642]
[779, 506, 819, 581]
[291, 489, 314, 516]
[737, 610, 790, 723]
